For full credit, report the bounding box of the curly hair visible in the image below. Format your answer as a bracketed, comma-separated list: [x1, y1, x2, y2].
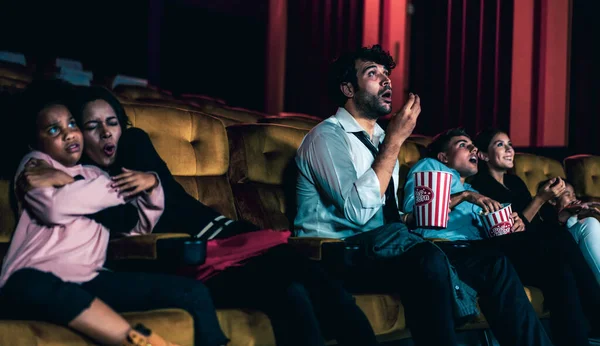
[18, 78, 78, 150]
[328, 44, 396, 107]
[73, 86, 131, 132]
[7, 78, 78, 181]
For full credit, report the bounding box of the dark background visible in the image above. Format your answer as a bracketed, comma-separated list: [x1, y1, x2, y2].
[1, 0, 599, 157]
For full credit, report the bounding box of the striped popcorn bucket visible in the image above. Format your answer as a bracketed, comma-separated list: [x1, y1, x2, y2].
[414, 171, 453, 228]
[479, 203, 514, 238]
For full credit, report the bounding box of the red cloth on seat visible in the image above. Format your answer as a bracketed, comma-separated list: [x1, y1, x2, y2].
[177, 229, 291, 281]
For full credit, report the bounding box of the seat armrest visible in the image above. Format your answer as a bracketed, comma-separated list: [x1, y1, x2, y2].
[108, 233, 191, 260]
[288, 237, 345, 261]
[288, 237, 359, 277]
[107, 233, 207, 271]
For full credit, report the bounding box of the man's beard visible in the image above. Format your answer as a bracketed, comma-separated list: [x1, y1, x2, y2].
[354, 88, 392, 120]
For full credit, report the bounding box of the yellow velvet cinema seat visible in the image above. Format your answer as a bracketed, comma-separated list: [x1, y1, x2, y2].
[113, 84, 176, 102]
[258, 114, 320, 130]
[120, 99, 229, 127]
[227, 123, 308, 230]
[0, 76, 28, 90]
[120, 104, 285, 345]
[397, 140, 426, 204]
[512, 152, 567, 196]
[122, 104, 237, 219]
[196, 104, 266, 126]
[0, 309, 195, 346]
[564, 154, 600, 202]
[407, 134, 433, 148]
[0, 62, 33, 84]
[125, 97, 207, 112]
[179, 93, 227, 107]
[0, 181, 15, 258]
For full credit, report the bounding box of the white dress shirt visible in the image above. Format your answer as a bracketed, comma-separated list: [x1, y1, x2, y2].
[294, 107, 401, 239]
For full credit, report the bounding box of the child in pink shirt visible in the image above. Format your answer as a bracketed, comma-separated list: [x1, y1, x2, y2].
[0, 80, 227, 346]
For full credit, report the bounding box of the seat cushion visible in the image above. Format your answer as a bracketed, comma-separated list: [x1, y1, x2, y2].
[215, 293, 408, 345]
[227, 124, 309, 229]
[0, 180, 15, 244]
[355, 294, 407, 339]
[0, 309, 194, 346]
[407, 134, 433, 148]
[512, 153, 566, 196]
[397, 141, 425, 205]
[459, 286, 548, 331]
[564, 154, 600, 200]
[199, 104, 266, 124]
[123, 103, 237, 219]
[114, 85, 174, 101]
[0, 64, 32, 83]
[0, 76, 28, 89]
[258, 116, 318, 130]
[217, 309, 276, 345]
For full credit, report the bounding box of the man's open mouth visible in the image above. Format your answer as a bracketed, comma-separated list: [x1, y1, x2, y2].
[380, 90, 392, 103]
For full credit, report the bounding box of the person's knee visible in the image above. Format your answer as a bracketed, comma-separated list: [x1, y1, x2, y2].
[577, 217, 600, 239]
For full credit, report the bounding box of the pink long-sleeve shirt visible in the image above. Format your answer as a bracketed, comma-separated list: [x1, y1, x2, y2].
[0, 151, 165, 287]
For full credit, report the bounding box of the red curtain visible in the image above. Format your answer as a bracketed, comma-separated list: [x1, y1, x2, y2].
[408, 0, 514, 137]
[284, 0, 364, 118]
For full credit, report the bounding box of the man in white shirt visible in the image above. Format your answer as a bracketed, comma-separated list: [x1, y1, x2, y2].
[294, 45, 551, 346]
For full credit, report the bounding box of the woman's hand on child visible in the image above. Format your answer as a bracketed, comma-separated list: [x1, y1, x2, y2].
[511, 212, 525, 232]
[18, 158, 75, 192]
[537, 177, 566, 202]
[111, 168, 158, 198]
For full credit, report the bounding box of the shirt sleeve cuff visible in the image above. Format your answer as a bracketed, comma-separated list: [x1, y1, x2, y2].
[355, 168, 385, 209]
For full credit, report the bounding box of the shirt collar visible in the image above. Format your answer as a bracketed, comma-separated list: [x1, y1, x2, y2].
[334, 107, 385, 138]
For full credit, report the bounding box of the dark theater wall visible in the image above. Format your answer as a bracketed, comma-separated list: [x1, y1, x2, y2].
[0, 0, 269, 111]
[0, 0, 150, 79]
[159, 0, 269, 111]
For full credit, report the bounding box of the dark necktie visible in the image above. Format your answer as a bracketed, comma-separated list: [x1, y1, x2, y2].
[351, 132, 400, 223]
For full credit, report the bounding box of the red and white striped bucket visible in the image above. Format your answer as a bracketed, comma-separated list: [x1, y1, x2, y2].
[414, 171, 452, 228]
[479, 203, 514, 237]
